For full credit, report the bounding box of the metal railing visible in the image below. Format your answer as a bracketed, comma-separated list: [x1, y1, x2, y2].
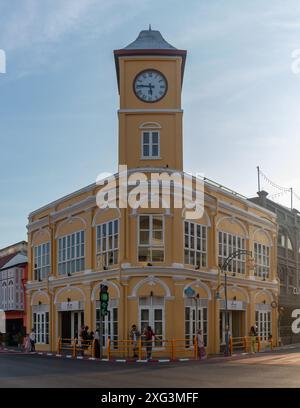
[229, 336, 273, 354]
[57, 336, 204, 360]
[57, 338, 95, 358]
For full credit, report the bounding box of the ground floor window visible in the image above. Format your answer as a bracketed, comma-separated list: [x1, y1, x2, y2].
[185, 303, 208, 347]
[33, 312, 49, 344]
[139, 296, 164, 347]
[96, 306, 118, 348]
[255, 310, 271, 342]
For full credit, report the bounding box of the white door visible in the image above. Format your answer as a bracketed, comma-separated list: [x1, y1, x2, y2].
[96, 307, 118, 348]
[71, 311, 84, 338]
[140, 307, 163, 347]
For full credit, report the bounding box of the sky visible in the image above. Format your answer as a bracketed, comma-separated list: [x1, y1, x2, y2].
[0, 0, 300, 248]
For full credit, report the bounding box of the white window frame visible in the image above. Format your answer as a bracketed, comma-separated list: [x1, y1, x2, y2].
[141, 130, 160, 159]
[255, 310, 272, 342]
[254, 242, 270, 278]
[139, 296, 165, 348]
[33, 311, 49, 344]
[96, 304, 118, 349]
[184, 221, 207, 268]
[138, 215, 164, 263]
[218, 231, 246, 274]
[184, 303, 208, 348]
[96, 219, 119, 268]
[34, 242, 51, 281]
[58, 230, 85, 275]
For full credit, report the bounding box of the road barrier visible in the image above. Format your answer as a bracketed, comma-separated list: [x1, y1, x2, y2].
[229, 336, 273, 353]
[57, 338, 95, 358]
[57, 336, 204, 360]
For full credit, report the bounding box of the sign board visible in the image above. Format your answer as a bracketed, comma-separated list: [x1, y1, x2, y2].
[60, 301, 80, 311]
[226, 301, 244, 311]
[0, 310, 5, 333]
[184, 287, 196, 298]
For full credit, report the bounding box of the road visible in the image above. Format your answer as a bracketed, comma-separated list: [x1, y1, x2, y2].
[1, 348, 300, 387]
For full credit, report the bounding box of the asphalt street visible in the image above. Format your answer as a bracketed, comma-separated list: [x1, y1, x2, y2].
[1, 348, 300, 387]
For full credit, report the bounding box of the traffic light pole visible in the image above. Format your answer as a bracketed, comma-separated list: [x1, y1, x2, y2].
[99, 284, 109, 359]
[99, 289, 103, 359]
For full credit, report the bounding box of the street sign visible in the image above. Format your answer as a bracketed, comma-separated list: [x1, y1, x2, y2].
[184, 287, 196, 298]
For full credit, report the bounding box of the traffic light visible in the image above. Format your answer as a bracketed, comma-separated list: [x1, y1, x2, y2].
[100, 284, 109, 317]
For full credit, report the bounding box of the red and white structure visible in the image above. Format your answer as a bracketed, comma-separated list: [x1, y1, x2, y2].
[0, 241, 28, 345]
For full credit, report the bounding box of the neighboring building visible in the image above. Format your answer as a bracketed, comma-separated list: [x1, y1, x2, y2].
[26, 28, 279, 354]
[250, 190, 300, 344]
[0, 241, 28, 345]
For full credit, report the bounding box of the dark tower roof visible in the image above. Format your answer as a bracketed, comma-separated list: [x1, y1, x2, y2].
[114, 27, 187, 93]
[123, 27, 177, 50]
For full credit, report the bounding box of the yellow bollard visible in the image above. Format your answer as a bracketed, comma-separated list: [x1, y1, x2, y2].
[92, 339, 96, 358]
[57, 337, 61, 355]
[72, 339, 77, 359]
[194, 336, 198, 360]
[171, 339, 175, 360]
[138, 337, 142, 361]
[107, 337, 111, 360]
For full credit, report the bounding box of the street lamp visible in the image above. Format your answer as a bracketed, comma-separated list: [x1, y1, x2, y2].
[217, 249, 253, 356]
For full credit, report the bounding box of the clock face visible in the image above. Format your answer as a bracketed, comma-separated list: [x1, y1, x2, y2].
[133, 69, 168, 103]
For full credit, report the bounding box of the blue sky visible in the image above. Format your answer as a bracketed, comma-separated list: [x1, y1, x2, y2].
[0, 0, 300, 248]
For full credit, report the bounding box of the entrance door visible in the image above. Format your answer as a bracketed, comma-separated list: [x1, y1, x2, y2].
[140, 307, 163, 346]
[220, 311, 245, 344]
[61, 311, 84, 339]
[96, 307, 118, 348]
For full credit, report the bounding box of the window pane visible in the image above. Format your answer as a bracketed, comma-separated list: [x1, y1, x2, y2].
[152, 145, 159, 157]
[152, 132, 159, 143]
[140, 231, 150, 245]
[152, 216, 162, 230]
[138, 247, 150, 262]
[140, 216, 149, 229]
[152, 249, 164, 262]
[143, 145, 149, 157]
[143, 132, 150, 143]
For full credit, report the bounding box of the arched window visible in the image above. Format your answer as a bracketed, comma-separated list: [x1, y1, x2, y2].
[140, 122, 161, 160]
[2, 283, 7, 308]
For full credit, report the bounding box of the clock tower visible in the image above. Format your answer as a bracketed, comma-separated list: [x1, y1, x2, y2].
[114, 27, 187, 171]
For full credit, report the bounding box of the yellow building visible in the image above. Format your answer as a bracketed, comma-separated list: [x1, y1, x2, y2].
[26, 28, 279, 356]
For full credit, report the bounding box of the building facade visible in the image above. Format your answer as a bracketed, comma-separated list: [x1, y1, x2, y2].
[251, 190, 300, 344]
[26, 28, 279, 355]
[0, 241, 28, 345]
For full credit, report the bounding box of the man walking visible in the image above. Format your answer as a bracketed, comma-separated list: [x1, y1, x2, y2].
[29, 329, 36, 352]
[129, 324, 141, 358]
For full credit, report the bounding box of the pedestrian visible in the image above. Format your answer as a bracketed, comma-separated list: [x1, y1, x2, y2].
[143, 326, 155, 360]
[94, 328, 100, 359]
[129, 324, 141, 358]
[81, 325, 89, 356]
[196, 329, 206, 359]
[29, 329, 36, 352]
[224, 324, 231, 355]
[23, 334, 30, 352]
[249, 326, 256, 354]
[79, 325, 85, 355]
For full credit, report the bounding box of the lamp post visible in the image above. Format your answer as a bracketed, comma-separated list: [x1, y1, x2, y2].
[217, 249, 253, 356]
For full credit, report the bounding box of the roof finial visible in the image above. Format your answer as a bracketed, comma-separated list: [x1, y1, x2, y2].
[149, 24, 152, 31]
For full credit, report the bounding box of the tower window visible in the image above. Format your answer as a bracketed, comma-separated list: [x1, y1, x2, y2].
[141, 131, 160, 159]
